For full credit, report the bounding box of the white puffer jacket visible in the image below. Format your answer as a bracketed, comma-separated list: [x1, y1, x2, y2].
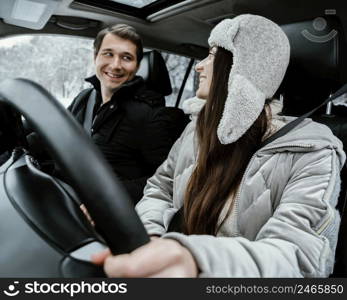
[136, 98, 346, 277]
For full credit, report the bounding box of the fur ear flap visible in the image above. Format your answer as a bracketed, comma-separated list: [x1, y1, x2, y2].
[217, 74, 265, 144]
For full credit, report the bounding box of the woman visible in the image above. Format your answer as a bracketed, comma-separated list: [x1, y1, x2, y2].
[92, 15, 345, 277]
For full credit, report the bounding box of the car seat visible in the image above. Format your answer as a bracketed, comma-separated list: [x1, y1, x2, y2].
[137, 50, 190, 142]
[280, 16, 347, 277]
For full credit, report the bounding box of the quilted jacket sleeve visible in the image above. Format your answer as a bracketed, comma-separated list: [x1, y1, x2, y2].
[163, 147, 345, 277]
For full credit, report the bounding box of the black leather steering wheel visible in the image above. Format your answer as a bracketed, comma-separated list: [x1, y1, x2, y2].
[0, 78, 149, 275]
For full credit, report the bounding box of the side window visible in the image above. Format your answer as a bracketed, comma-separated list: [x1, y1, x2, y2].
[0, 36, 199, 108]
[161, 52, 199, 107]
[0, 35, 94, 107]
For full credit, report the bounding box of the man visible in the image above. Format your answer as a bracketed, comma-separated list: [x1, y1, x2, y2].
[68, 24, 174, 204]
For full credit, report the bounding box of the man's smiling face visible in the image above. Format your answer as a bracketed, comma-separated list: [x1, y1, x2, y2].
[95, 33, 138, 101]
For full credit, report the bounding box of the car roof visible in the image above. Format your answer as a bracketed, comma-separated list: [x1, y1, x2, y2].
[0, 0, 347, 59]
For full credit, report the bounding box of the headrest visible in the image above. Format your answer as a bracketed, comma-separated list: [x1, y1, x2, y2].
[136, 50, 172, 96]
[279, 16, 347, 115]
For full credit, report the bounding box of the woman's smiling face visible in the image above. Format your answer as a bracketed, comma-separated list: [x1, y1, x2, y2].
[195, 47, 217, 99]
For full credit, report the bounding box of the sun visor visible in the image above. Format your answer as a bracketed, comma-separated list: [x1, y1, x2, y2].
[0, 0, 61, 30]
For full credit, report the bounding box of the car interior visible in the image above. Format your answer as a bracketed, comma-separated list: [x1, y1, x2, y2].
[0, 0, 347, 277]
[279, 16, 347, 277]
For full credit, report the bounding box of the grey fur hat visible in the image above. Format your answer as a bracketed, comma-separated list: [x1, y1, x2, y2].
[208, 14, 290, 144]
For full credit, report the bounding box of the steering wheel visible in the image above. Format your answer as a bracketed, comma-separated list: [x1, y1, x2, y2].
[0, 78, 149, 276]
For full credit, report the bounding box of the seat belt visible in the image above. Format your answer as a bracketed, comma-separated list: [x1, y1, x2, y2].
[260, 83, 347, 148]
[83, 89, 96, 135]
[168, 83, 347, 233]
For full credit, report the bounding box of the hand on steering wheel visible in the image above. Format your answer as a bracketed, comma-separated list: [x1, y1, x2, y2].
[91, 238, 198, 278]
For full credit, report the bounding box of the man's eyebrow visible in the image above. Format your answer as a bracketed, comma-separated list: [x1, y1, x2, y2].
[100, 48, 113, 52]
[120, 51, 135, 57]
[100, 49, 135, 57]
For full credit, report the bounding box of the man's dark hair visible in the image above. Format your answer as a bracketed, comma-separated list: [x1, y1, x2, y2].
[93, 24, 143, 65]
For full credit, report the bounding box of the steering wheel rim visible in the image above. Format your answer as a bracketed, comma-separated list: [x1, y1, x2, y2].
[0, 78, 149, 255]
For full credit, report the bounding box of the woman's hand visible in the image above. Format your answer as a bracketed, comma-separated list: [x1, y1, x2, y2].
[91, 238, 198, 278]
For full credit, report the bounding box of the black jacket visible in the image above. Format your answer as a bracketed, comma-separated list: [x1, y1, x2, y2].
[68, 75, 174, 204]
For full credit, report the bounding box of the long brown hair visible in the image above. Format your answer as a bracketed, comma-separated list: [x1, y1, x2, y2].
[183, 47, 270, 235]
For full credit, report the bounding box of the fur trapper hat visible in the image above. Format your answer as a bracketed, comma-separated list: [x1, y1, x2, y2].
[208, 14, 290, 144]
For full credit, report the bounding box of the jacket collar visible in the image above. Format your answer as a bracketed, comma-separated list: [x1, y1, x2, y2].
[85, 75, 145, 102]
[85, 74, 165, 108]
[182, 97, 206, 121]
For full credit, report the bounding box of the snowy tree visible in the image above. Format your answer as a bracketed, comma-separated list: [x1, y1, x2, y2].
[0, 35, 94, 107]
